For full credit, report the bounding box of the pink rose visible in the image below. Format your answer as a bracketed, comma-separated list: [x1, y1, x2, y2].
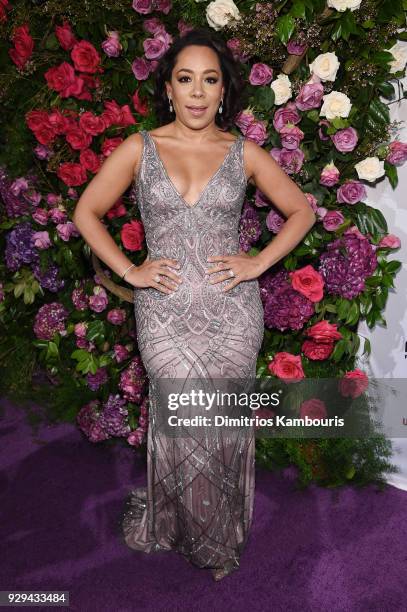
[287, 39, 307, 55]
[143, 32, 171, 60]
[114, 344, 130, 363]
[74, 322, 87, 337]
[235, 110, 256, 132]
[322, 210, 345, 232]
[49, 208, 68, 224]
[386, 140, 407, 166]
[300, 398, 327, 419]
[338, 369, 368, 399]
[302, 340, 334, 360]
[57, 221, 80, 241]
[331, 127, 358, 153]
[305, 320, 342, 343]
[143, 17, 166, 35]
[336, 180, 367, 205]
[268, 352, 305, 381]
[289, 264, 324, 302]
[305, 193, 319, 213]
[127, 428, 145, 446]
[89, 286, 109, 312]
[32, 207, 49, 225]
[378, 234, 401, 249]
[249, 62, 273, 86]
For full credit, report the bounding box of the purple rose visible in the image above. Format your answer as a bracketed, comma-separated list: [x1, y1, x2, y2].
[132, 57, 152, 80]
[271, 147, 305, 175]
[32, 207, 49, 225]
[132, 0, 153, 14]
[102, 32, 122, 58]
[254, 189, 271, 208]
[322, 210, 345, 231]
[279, 124, 304, 150]
[143, 32, 171, 60]
[337, 180, 367, 205]
[320, 164, 340, 187]
[107, 308, 127, 325]
[266, 209, 285, 233]
[245, 121, 268, 145]
[89, 286, 109, 313]
[287, 40, 307, 55]
[331, 127, 358, 153]
[295, 82, 324, 111]
[249, 63, 273, 86]
[155, 0, 172, 14]
[49, 208, 67, 224]
[56, 221, 80, 241]
[32, 231, 51, 249]
[143, 17, 165, 34]
[273, 102, 301, 132]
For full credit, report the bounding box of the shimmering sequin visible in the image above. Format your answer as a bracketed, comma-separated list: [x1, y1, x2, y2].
[121, 129, 264, 570]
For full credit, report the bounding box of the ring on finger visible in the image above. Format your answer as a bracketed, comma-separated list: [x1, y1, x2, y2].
[154, 273, 161, 283]
[228, 268, 235, 278]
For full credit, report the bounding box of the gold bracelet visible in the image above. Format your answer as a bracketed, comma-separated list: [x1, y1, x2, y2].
[121, 263, 136, 280]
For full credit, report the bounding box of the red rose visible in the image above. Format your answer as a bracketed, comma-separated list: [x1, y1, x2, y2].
[132, 88, 149, 116]
[80, 149, 102, 173]
[45, 62, 82, 96]
[9, 24, 34, 69]
[55, 20, 77, 51]
[57, 162, 88, 186]
[268, 351, 305, 382]
[289, 264, 324, 302]
[302, 339, 334, 360]
[300, 398, 327, 419]
[101, 100, 136, 128]
[1, 0, 11, 24]
[101, 137, 123, 157]
[48, 109, 70, 134]
[71, 40, 102, 74]
[121, 220, 145, 251]
[106, 198, 127, 220]
[305, 320, 342, 343]
[338, 369, 368, 399]
[79, 111, 106, 136]
[65, 125, 93, 150]
[25, 110, 57, 145]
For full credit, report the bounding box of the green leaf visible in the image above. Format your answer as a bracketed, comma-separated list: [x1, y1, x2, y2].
[385, 161, 398, 189]
[253, 86, 275, 111]
[386, 260, 402, 274]
[46, 342, 59, 360]
[87, 320, 106, 343]
[345, 301, 359, 325]
[371, 51, 395, 67]
[345, 465, 355, 479]
[289, 1, 306, 19]
[275, 14, 296, 45]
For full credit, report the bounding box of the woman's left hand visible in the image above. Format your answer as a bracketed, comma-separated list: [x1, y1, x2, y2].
[205, 250, 266, 292]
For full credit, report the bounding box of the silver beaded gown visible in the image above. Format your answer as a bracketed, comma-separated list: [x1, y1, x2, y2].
[122, 129, 264, 571]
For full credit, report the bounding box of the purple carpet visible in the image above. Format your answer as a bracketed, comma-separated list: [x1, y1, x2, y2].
[1, 396, 406, 612]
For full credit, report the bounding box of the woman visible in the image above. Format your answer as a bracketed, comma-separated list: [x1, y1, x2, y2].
[73, 27, 316, 580]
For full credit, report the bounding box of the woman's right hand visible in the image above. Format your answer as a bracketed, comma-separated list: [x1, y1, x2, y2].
[126, 255, 183, 294]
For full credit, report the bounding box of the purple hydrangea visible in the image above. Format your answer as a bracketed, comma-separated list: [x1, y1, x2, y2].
[119, 356, 147, 403]
[259, 268, 315, 331]
[239, 202, 262, 252]
[33, 301, 69, 340]
[86, 366, 109, 391]
[5, 222, 39, 271]
[318, 232, 378, 299]
[98, 394, 131, 437]
[32, 261, 65, 292]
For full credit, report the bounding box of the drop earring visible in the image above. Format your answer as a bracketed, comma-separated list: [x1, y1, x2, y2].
[218, 98, 223, 114]
[168, 96, 173, 113]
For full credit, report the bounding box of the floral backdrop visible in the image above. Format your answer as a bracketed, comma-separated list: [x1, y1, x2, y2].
[0, 0, 406, 487]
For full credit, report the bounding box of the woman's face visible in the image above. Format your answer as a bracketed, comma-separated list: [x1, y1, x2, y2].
[166, 45, 225, 127]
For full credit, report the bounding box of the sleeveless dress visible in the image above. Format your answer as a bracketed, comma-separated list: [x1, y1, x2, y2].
[121, 129, 265, 571]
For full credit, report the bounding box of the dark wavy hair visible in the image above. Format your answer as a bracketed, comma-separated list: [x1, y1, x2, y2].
[152, 27, 248, 132]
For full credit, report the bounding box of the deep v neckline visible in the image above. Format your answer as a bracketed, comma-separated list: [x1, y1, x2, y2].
[146, 131, 241, 210]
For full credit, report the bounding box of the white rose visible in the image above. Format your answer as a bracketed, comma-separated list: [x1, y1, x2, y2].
[320, 91, 352, 120]
[206, 0, 242, 31]
[327, 0, 362, 11]
[309, 51, 340, 82]
[387, 42, 407, 74]
[354, 157, 385, 182]
[270, 74, 292, 105]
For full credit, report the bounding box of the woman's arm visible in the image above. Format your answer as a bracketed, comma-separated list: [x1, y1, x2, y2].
[72, 134, 142, 280]
[72, 134, 181, 292]
[244, 139, 317, 275]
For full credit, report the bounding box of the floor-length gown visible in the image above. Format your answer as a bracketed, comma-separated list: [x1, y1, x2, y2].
[121, 129, 264, 571]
